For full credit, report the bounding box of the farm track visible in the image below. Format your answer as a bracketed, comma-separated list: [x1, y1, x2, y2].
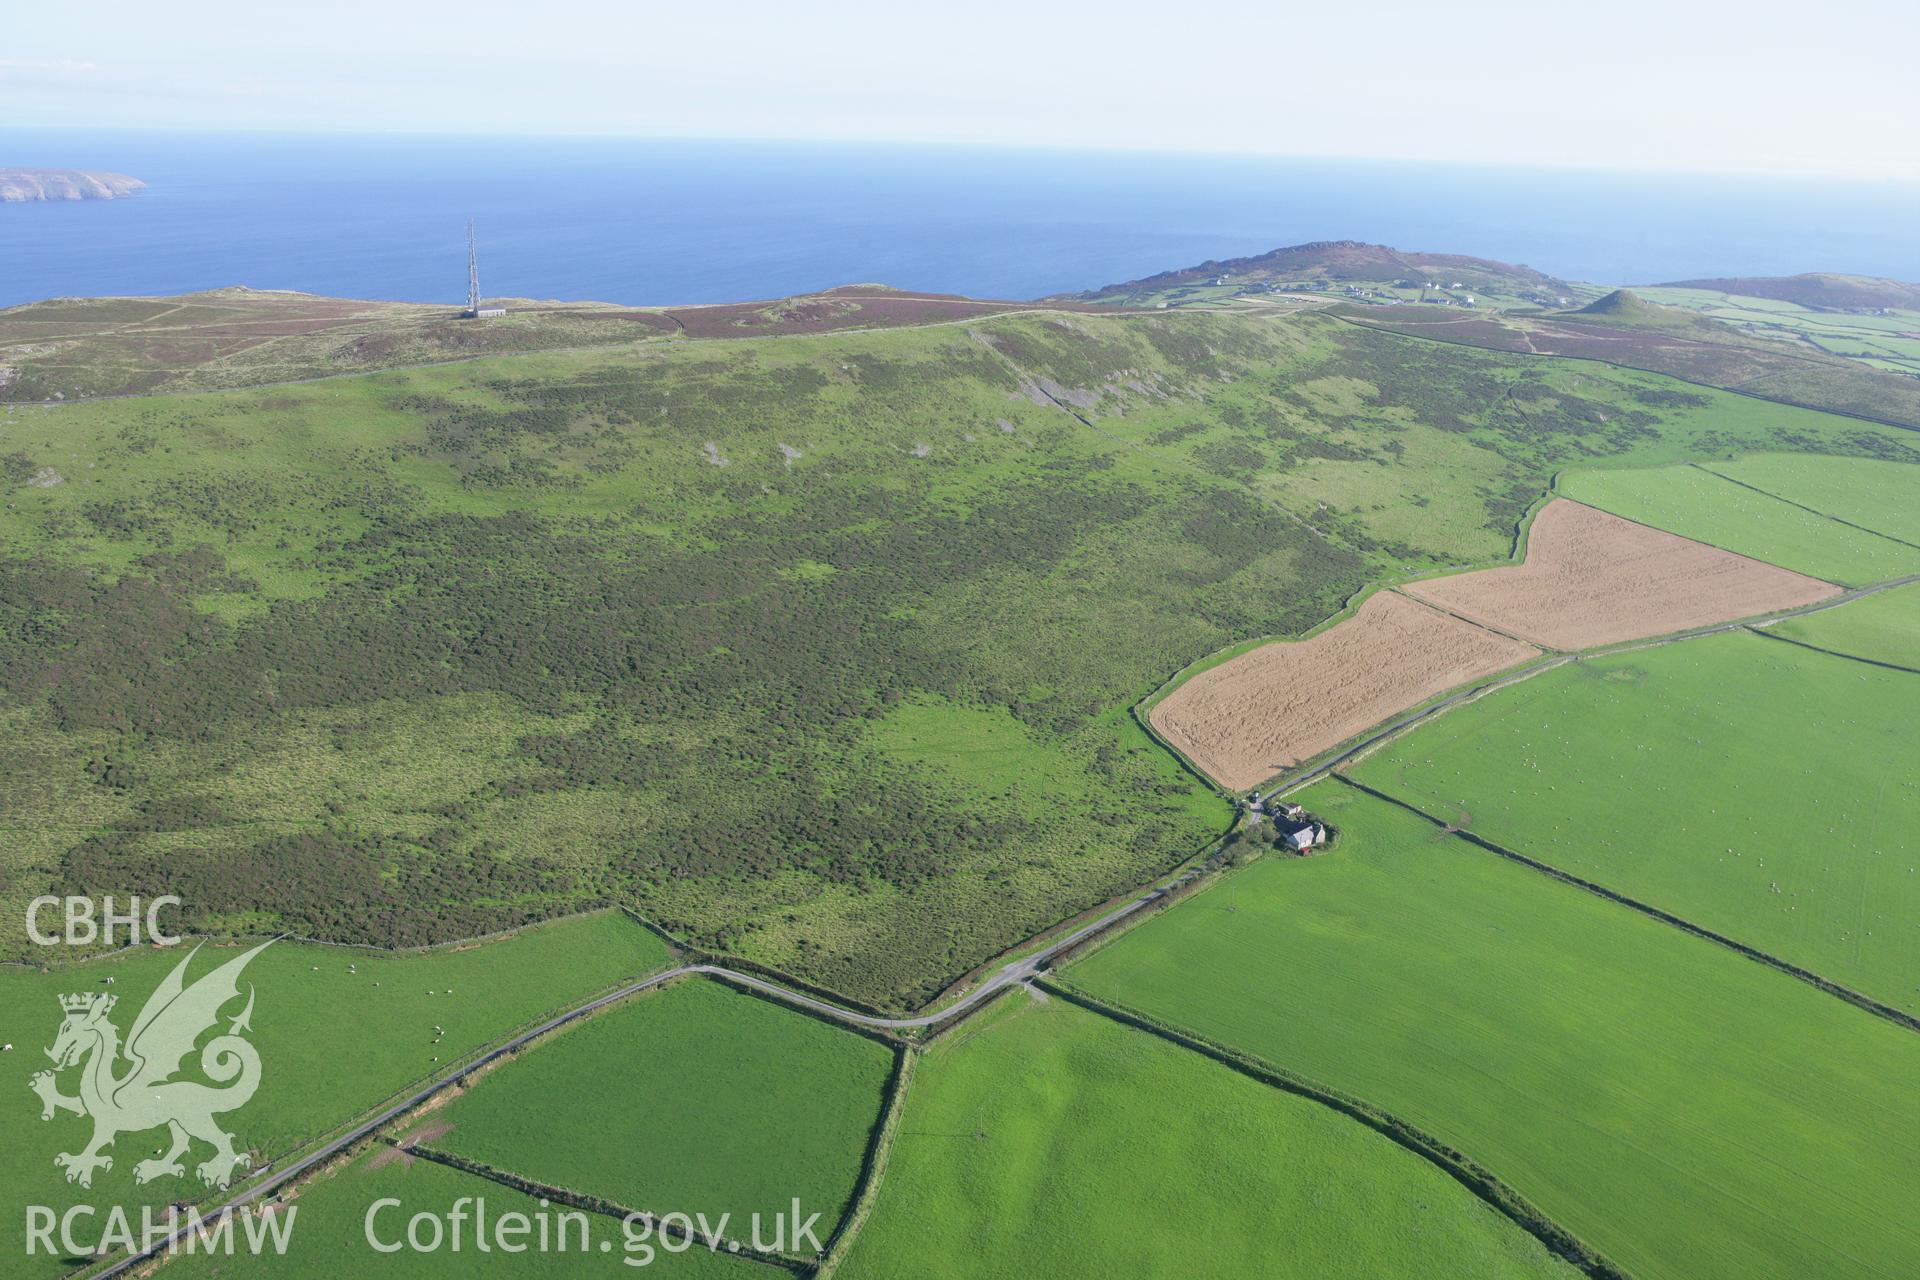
[74, 572, 1920, 1279]
[123, 562, 1891, 1278]
[46, 304, 1919, 1275]
[84, 885, 1190, 1278]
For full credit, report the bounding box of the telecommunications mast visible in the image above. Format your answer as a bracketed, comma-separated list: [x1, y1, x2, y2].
[463, 221, 504, 318]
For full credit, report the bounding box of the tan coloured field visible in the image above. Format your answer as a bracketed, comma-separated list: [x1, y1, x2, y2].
[1150, 592, 1539, 791]
[1403, 498, 1841, 650]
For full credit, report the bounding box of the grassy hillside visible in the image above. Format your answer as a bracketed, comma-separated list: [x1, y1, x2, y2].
[1353, 631, 1920, 1012]
[1066, 784, 1920, 1280]
[2, 303, 1916, 1011]
[838, 992, 1578, 1280]
[0, 286, 1084, 402]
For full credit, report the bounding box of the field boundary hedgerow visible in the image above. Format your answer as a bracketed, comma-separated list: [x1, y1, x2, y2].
[817, 1047, 918, 1276]
[1332, 775, 1920, 1037]
[1039, 854, 1247, 973]
[1747, 622, 1920, 676]
[1127, 460, 1817, 801]
[1033, 980, 1629, 1280]
[702, 971, 906, 1050]
[3, 902, 638, 974]
[1691, 462, 1920, 552]
[401, 1144, 810, 1272]
[1214, 565, 1920, 802]
[83, 841, 1214, 1277]
[81, 963, 695, 1279]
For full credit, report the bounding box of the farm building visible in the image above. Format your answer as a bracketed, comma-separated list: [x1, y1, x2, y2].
[1272, 813, 1328, 853]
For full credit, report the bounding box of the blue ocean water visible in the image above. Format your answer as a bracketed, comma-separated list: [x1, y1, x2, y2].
[4, 130, 1919, 308]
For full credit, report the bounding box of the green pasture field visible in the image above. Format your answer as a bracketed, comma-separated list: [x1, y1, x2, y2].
[430, 978, 894, 1233]
[1066, 784, 1920, 1280]
[4, 303, 1918, 1011]
[1352, 630, 1920, 1011]
[1767, 582, 1920, 670]
[1699, 453, 1920, 546]
[164, 1146, 765, 1278]
[1559, 461, 1920, 585]
[0, 911, 671, 1274]
[836, 991, 1577, 1280]
[1630, 287, 1920, 375]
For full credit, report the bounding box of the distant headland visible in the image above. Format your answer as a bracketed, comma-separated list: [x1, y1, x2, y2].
[0, 168, 146, 203]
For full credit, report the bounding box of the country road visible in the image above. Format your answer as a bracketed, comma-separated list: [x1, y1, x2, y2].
[88, 567, 1920, 1279]
[89, 877, 1183, 1278]
[691, 879, 1177, 1029]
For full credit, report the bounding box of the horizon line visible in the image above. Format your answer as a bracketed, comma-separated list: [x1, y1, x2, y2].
[8, 124, 1920, 189]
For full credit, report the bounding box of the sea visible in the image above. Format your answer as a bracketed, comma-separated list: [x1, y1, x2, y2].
[5, 130, 1920, 309]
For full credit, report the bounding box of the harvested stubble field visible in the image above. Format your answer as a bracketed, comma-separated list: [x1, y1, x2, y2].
[1149, 591, 1538, 792]
[1403, 498, 1839, 649]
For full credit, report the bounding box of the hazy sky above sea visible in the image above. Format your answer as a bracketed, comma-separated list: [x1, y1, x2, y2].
[6, 0, 1918, 181]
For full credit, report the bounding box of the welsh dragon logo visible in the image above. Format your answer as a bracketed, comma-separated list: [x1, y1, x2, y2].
[30, 940, 271, 1190]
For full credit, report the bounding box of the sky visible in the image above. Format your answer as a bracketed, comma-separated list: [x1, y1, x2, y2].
[6, 0, 1919, 181]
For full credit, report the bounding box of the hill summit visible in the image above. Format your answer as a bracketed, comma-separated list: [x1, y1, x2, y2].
[1575, 288, 1656, 318]
[1556, 289, 1738, 338]
[1068, 239, 1570, 305]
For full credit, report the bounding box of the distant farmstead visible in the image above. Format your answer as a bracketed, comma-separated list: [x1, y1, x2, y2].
[1243, 794, 1331, 854]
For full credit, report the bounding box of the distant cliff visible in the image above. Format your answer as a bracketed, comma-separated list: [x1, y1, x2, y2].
[0, 169, 146, 203]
